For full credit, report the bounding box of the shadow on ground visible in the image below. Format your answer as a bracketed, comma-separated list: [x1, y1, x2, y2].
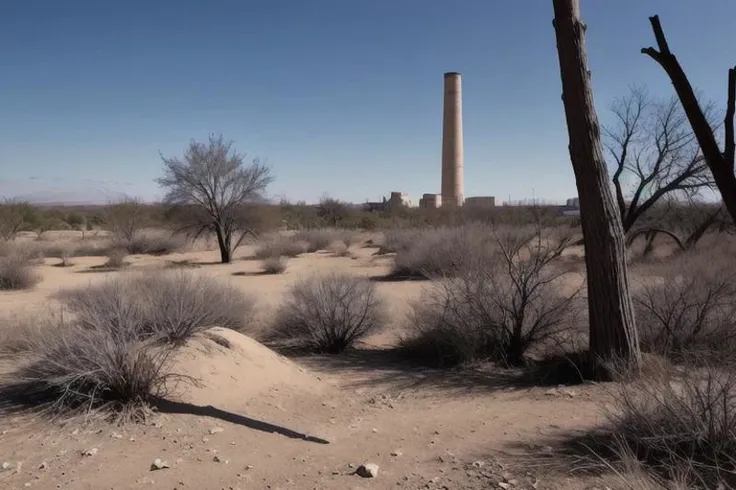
[153, 398, 330, 445]
[291, 347, 583, 396]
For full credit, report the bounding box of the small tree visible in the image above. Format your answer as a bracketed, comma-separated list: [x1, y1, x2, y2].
[552, 0, 641, 377]
[317, 196, 349, 227]
[156, 134, 273, 263]
[0, 199, 33, 242]
[104, 196, 147, 244]
[605, 87, 716, 234]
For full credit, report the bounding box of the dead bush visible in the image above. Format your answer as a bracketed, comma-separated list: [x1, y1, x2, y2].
[105, 248, 128, 269]
[389, 224, 498, 279]
[262, 256, 287, 274]
[597, 363, 736, 488]
[633, 255, 736, 364]
[112, 231, 185, 255]
[293, 229, 338, 253]
[57, 271, 256, 344]
[267, 273, 386, 353]
[0, 320, 178, 422]
[0, 253, 41, 290]
[400, 228, 580, 367]
[253, 237, 306, 259]
[375, 228, 422, 255]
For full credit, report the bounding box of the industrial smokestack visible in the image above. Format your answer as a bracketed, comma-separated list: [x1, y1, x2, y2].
[441, 72, 464, 207]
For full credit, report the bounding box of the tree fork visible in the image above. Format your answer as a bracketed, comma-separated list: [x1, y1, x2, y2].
[552, 0, 641, 376]
[642, 15, 736, 222]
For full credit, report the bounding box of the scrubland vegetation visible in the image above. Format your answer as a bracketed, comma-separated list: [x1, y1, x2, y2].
[2, 187, 736, 487]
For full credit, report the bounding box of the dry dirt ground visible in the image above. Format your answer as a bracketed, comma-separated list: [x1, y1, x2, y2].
[0, 234, 629, 490]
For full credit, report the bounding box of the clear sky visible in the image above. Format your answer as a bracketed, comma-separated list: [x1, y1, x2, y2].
[1, 1, 734, 205]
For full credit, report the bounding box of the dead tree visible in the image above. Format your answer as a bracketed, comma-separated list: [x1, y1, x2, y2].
[642, 15, 736, 222]
[605, 87, 716, 233]
[157, 134, 273, 263]
[552, 0, 641, 376]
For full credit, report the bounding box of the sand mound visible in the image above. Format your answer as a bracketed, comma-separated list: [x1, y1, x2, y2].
[170, 327, 327, 407]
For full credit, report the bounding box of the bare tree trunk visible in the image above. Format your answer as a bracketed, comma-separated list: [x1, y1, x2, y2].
[215, 224, 232, 263]
[642, 16, 736, 222]
[552, 0, 641, 377]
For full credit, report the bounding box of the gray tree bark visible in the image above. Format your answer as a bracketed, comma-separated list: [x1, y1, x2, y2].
[552, 0, 641, 376]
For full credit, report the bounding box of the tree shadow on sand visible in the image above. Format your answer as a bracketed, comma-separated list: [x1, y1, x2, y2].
[153, 398, 330, 445]
[289, 348, 587, 396]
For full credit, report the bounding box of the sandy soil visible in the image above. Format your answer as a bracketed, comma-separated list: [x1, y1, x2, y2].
[0, 240, 630, 490]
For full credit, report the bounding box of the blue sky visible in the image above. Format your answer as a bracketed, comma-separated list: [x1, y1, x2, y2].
[1, 1, 734, 205]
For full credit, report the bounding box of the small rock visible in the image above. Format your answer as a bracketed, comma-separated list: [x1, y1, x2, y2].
[1, 462, 11, 471]
[209, 427, 224, 435]
[38, 461, 47, 470]
[390, 449, 403, 457]
[111, 432, 123, 439]
[150, 458, 170, 471]
[498, 483, 511, 490]
[371, 428, 378, 433]
[356, 463, 379, 478]
[24, 483, 31, 488]
[81, 448, 98, 457]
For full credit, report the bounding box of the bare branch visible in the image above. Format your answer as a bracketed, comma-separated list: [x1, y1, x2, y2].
[642, 14, 736, 224]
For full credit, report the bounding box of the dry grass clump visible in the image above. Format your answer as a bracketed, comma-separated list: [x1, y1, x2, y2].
[261, 256, 288, 274]
[112, 230, 186, 256]
[399, 227, 581, 367]
[633, 253, 736, 365]
[567, 362, 736, 489]
[389, 224, 499, 279]
[0, 253, 41, 290]
[104, 248, 128, 269]
[0, 323, 177, 422]
[253, 236, 307, 259]
[266, 273, 386, 353]
[0, 271, 256, 421]
[58, 271, 256, 344]
[293, 229, 339, 253]
[375, 228, 423, 255]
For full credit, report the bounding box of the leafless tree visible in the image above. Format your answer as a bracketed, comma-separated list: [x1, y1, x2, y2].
[316, 196, 348, 227]
[605, 87, 717, 234]
[103, 196, 148, 243]
[642, 15, 736, 223]
[552, 0, 641, 377]
[0, 199, 33, 242]
[156, 134, 273, 263]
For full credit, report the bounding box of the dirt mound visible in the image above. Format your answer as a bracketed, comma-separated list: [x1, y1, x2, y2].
[170, 327, 328, 407]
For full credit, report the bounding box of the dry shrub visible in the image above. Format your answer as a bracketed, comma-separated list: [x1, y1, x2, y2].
[57, 271, 256, 344]
[633, 253, 736, 364]
[293, 229, 338, 253]
[105, 248, 128, 269]
[400, 228, 581, 367]
[389, 224, 498, 279]
[0, 320, 178, 422]
[0, 253, 41, 290]
[328, 241, 351, 257]
[595, 362, 736, 488]
[112, 230, 185, 255]
[375, 228, 423, 255]
[262, 256, 287, 274]
[253, 236, 306, 259]
[266, 273, 386, 353]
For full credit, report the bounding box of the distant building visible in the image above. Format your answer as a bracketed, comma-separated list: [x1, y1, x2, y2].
[419, 193, 442, 209]
[566, 197, 580, 208]
[464, 196, 496, 208]
[363, 191, 412, 212]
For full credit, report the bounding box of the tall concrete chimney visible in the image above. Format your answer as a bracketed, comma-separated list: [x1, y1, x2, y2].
[441, 72, 464, 207]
